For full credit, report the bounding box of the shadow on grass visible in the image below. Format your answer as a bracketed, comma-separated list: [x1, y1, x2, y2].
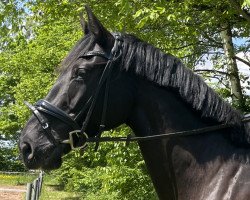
[44, 183, 82, 199]
[46, 184, 64, 191]
[61, 197, 81, 200]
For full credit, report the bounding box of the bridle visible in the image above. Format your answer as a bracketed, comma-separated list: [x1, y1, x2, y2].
[24, 33, 124, 150]
[24, 32, 250, 151]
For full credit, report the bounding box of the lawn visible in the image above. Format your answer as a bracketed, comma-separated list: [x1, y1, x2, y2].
[0, 172, 81, 200]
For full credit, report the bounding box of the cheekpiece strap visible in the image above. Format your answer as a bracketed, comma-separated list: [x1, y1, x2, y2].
[81, 51, 111, 60]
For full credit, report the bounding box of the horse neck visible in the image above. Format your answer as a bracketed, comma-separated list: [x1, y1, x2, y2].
[127, 78, 208, 135]
[127, 79, 250, 200]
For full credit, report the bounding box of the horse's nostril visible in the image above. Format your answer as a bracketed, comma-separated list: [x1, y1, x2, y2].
[21, 143, 33, 160]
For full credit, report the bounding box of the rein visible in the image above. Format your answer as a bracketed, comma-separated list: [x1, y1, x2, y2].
[72, 114, 250, 146]
[24, 32, 250, 151]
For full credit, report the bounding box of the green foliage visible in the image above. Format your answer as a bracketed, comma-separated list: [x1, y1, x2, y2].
[0, 143, 26, 171]
[0, 172, 37, 186]
[53, 126, 157, 199]
[0, 173, 80, 199]
[0, 13, 82, 139]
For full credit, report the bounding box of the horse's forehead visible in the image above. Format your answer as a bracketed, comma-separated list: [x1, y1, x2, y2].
[83, 37, 101, 51]
[91, 42, 105, 52]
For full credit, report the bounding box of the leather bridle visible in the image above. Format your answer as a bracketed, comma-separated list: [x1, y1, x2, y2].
[24, 33, 124, 150]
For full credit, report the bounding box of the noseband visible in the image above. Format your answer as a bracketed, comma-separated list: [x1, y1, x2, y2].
[25, 33, 123, 150]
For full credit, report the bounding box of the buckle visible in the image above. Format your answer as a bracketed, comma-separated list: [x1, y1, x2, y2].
[42, 122, 49, 130]
[62, 130, 88, 150]
[243, 114, 250, 122]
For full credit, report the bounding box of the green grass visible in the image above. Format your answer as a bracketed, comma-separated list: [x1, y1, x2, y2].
[0, 173, 37, 186]
[40, 175, 82, 200]
[0, 172, 82, 200]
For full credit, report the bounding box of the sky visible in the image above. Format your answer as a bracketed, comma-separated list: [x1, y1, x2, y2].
[195, 37, 250, 96]
[236, 52, 250, 95]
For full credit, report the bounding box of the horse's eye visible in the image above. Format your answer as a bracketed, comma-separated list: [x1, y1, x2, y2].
[76, 68, 87, 77]
[72, 67, 88, 80]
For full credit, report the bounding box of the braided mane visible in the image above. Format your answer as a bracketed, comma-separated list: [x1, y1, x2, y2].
[120, 34, 248, 145]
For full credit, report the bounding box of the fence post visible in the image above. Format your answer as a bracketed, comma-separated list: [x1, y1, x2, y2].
[26, 183, 32, 200]
[38, 171, 44, 197]
[26, 171, 44, 200]
[31, 179, 38, 200]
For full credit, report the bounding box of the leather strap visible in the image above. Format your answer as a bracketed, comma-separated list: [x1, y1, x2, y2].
[24, 101, 57, 145]
[35, 100, 80, 130]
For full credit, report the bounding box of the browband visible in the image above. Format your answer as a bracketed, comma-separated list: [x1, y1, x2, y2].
[80, 51, 111, 60]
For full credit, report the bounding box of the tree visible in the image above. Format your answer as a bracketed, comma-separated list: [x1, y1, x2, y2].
[128, 0, 250, 110]
[0, 12, 82, 139]
[0, 142, 26, 171]
[54, 126, 157, 200]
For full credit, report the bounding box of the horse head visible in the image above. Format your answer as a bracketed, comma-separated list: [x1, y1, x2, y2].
[18, 7, 134, 170]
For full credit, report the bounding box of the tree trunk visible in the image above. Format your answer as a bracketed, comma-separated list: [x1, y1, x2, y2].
[220, 22, 245, 109]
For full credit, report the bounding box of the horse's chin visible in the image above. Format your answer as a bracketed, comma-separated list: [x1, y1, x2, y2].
[41, 149, 63, 170]
[23, 145, 65, 171]
[41, 144, 73, 170]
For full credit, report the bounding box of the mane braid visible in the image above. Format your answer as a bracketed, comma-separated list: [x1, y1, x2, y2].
[120, 34, 247, 144]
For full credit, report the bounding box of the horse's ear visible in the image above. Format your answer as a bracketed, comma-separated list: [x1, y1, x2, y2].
[79, 12, 89, 35]
[85, 5, 114, 50]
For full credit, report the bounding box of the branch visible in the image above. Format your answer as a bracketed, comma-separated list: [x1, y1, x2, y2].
[234, 55, 250, 67]
[228, 0, 250, 24]
[196, 74, 229, 88]
[194, 69, 229, 76]
[191, 1, 250, 24]
[165, 41, 222, 52]
[179, 51, 224, 59]
[0, 136, 8, 141]
[165, 41, 203, 51]
[201, 31, 224, 47]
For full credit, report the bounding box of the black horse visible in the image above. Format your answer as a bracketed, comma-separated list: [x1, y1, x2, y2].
[19, 7, 250, 200]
